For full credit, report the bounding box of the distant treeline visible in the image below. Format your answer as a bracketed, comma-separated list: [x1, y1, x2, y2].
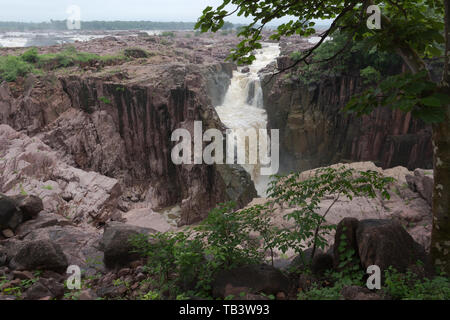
[0, 20, 234, 32]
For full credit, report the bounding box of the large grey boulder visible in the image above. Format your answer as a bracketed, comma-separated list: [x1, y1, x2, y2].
[406, 169, 434, 206]
[23, 278, 65, 300]
[9, 239, 68, 272]
[99, 222, 156, 270]
[356, 219, 431, 274]
[10, 194, 43, 221]
[0, 193, 22, 231]
[19, 222, 104, 276]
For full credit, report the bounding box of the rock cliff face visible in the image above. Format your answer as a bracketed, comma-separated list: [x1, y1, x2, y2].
[0, 36, 256, 226]
[262, 66, 433, 173]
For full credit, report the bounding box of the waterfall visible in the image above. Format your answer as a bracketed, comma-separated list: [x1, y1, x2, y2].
[215, 43, 280, 196]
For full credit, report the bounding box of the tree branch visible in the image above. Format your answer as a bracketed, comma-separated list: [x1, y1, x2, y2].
[262, 2, 359, 85]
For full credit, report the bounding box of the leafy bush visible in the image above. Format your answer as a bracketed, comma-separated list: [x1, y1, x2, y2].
[194, 202, 265, 268]
[130, 202, 273, 298]
[37, 46, 99, 69]
[298, 284, 343, 300]
[384, 267, 450, 300]
[0, 55, 35, 81]
[21, 47, 39, 63]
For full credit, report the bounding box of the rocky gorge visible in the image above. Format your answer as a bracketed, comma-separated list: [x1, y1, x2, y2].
[0, 31, 445, 300]
[262, 36, 433, 173]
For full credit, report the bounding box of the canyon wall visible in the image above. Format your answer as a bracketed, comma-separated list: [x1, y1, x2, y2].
[262, 59, 433, 174]
[0, 61, 256, 226]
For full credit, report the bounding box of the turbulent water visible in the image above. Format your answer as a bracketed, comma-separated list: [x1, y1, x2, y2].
[215, 43, 280, 196]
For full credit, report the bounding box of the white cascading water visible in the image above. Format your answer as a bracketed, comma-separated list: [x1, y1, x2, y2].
[215, 43, 280, 196]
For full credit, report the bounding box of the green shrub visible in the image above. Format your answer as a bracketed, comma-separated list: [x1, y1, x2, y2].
[37, 46, 99, 69]
[0, 55, 34, 81]
[0, 46, 128, 82]
[21, 47, 39, 63]
[161, 31, 175, 37]
[130, 231, 206, 299]
[99, 96, 111, 104]
[292, 32, 402, 85]
[194, 202, 265, 268]
[360, 66, 381, 84]
[123, 48, 150, 59]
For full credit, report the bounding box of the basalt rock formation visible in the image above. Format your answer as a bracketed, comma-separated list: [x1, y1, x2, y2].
[0, 35, 256, 227]
[261, 38, 433, 174]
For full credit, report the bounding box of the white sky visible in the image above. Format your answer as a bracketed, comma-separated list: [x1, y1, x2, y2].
[0, 0, 332, 25]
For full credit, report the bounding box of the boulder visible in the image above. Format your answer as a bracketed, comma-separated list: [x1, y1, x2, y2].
[2, 229, 14, 238]
[0, 193, 22, 231]
[23, 282, 52, 300]
[12, 270, 34, 280]
[17, 224, 104, 276]
[406, 169, 434, 206]
[99, 222, 156, 270]
[9, 239, 68, 273]
[212, 264, 291, 298]
[23, 278, 64, 300]
[298, 274, 317, 292]
[356, 219, 431, 274]
[341, 285, 382, 300]
[24, 277, 65, 300]
[311, 252, 333, 275]
[38, 278, 65, 299]
[10, 194, 43, 221]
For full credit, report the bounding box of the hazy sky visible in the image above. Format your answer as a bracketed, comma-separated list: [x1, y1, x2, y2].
[0, 0, 297, 23]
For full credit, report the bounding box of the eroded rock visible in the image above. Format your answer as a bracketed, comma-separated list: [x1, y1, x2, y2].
[356, 219, 431, 274]
[9, 239, 68, 273]
[99, 222, 156, 270]
[0, 124, 122, 225]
